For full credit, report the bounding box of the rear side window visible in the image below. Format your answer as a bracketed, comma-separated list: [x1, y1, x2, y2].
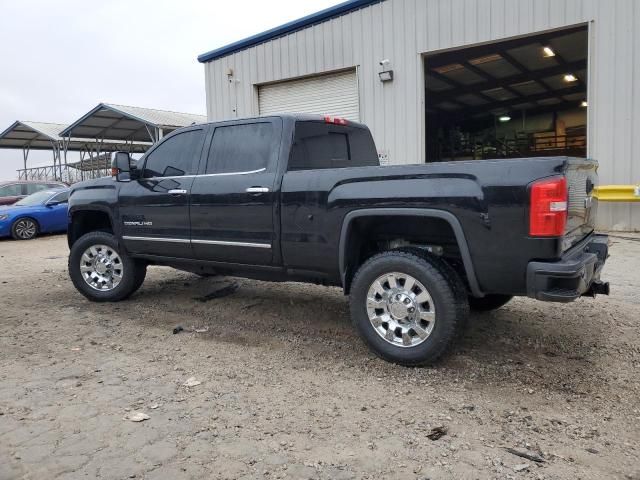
[25, 183, 49, 194]
[0, 184, 22, 196]
[206, 123, 276, 174]
[288, 121, 379, 171]
[143, 129, 204, 178]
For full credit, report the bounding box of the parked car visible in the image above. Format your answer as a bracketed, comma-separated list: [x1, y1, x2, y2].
[0, 188, 70, 240]
[66, 114, 609, 365]
[0, 180, 67, 206]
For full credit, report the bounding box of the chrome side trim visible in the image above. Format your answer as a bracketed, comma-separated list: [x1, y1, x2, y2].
[192, 239, 271, 249]
[143, 168, 266, 181]
[122, 236, 271, 249]
[122, 236, 190, 244]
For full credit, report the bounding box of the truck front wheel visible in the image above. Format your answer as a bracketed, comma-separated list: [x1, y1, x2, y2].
[68, 231, 146, 302]
[349, 250, 468, 366]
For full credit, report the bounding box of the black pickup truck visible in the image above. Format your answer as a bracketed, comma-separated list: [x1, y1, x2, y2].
[67, 114, 609, 365]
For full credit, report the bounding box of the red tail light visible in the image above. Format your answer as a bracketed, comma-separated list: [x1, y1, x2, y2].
[529, 176, 568, 237]
[324, 115, 348, 125]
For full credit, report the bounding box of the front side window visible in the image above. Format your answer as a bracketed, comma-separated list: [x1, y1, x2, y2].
[142, 129, 204, 178]
[206, 123, 276, 174]
[50, 191, 69, 203]
[288, 121, 379, 171]
[0, 184, 22, 197]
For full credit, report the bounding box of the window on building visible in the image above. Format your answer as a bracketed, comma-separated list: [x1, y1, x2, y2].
[288, 121, 378, 171]
[143, 129, 204, 178]
[206, 123, 276, 174]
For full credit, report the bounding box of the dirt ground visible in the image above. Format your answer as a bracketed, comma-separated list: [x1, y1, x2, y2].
[0, 234, 638, 480]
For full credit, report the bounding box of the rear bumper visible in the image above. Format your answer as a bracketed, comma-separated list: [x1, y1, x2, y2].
[526, 233, 609, 302]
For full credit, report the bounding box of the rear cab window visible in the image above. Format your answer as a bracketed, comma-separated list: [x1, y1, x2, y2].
[288, 121, 379, 171]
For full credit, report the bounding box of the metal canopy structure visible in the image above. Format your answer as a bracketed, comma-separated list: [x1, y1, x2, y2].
[60, 103, 207, 143]
[0, 120, 151, 182]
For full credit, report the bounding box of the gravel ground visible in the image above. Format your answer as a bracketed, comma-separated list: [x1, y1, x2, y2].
[0, 234, 638, 480]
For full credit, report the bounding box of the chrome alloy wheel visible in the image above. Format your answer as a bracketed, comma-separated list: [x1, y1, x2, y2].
[366, 272, 436, 348]
[79, 245, 124, 291]
[14, 219, 37, 239]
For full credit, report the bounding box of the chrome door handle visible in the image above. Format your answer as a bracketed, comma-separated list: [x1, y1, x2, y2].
[246, 187, 270, 194]
[168, 189, 187, 195]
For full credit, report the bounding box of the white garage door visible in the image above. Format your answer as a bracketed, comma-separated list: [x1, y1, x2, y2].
[258, 70, 360, 121]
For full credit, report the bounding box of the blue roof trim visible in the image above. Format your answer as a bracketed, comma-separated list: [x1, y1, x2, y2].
[197, 0, 382, 63]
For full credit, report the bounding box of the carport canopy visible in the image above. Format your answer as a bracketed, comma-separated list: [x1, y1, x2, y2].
[0, 120, 151, 153]
[60, 103, 207, 143]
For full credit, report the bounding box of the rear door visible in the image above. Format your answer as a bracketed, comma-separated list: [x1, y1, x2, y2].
[190, 118, 281, 265]
[119, 126, 206, 258]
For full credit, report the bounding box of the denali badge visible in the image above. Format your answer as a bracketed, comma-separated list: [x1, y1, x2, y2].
[124, 220, 153, 226]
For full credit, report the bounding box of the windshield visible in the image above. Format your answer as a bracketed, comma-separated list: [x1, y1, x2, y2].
[15, 190, 57, 206]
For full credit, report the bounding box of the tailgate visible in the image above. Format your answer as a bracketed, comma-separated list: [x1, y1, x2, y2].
[564, 158, 598, 251]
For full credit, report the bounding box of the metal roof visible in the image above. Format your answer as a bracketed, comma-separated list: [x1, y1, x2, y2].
[197, 0, 381, 63]
[0, 120, 151, 152]
[59, 103, 207, 142]
[0, 121, 67, 150]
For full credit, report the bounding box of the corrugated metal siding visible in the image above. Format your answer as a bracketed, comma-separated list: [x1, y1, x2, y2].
[258, 70, 360, 120]
[204, 0, 640, 230]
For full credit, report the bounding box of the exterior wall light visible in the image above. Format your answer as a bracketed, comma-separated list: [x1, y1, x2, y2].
[379, 70, 394, 82]
[498, 115, 511, 122]
[379, 59, 393, 82]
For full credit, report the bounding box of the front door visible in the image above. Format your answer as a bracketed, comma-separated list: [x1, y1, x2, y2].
[119, 127, 206, 258]
[190, 119, 281, 265]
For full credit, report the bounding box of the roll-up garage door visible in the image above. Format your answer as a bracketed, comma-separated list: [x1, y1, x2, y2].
[258, 69, 360, 121]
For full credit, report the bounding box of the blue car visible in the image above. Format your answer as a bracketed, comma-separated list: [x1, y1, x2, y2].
[0, 188, 70, 240]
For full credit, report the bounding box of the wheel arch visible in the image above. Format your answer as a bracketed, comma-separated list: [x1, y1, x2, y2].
[68, 207, 116, 248]
[338, 208, 483, 297]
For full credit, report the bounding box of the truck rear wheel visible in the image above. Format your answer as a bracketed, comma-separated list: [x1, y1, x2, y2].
[468, 294, 513, 312]
[349, 250, 468, 366]
[68, 231, 146, 302]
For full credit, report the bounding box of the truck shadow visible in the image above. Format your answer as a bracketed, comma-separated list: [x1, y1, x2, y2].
[129, 272, 612, 396]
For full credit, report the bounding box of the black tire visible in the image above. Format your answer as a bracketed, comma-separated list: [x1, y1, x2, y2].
[468, 294, 513, 312]
[11, 217, 39, 240]
[68, 231, 146, 302]
[349, 250, 469, 366]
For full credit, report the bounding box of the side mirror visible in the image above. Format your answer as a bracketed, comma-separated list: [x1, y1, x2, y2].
[111, 151, 132, 182]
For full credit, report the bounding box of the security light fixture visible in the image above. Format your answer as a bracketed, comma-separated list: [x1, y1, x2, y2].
[542, 46, 556, 57]
[581, 100, 588, 107]
[379, 70, 394, 82]
[498, 115, 511, 122]
[564, 73, 578, 82]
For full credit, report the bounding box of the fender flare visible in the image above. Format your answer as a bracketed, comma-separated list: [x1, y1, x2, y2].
[338, 208, 483, 297]
[67, 206, 117, 247]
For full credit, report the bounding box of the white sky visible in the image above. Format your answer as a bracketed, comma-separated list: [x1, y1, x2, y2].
[0, 0, 341, 180]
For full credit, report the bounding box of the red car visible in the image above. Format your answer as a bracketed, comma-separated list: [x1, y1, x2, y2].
[0, 180, 67, 206]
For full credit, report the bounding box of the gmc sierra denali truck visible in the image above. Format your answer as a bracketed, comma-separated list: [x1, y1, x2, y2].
[67, 114, 609, 365]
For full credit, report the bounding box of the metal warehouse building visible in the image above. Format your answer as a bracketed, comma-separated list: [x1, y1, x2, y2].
[198, 0, 639, 230]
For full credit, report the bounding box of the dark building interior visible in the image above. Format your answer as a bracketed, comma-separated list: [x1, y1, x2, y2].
[425, 25, 588, 162]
